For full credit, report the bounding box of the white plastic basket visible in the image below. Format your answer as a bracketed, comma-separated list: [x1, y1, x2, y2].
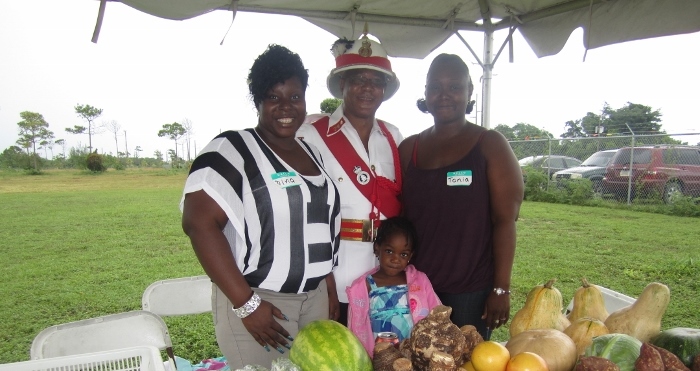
[564, 285, 636, 314]
[0, 346, 167, 371]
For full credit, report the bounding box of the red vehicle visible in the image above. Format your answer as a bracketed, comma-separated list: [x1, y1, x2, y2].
[602, 145, 700, 203]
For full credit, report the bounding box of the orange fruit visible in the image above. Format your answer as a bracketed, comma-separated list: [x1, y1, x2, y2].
[506, 352, 549, 371]
[471, 341, 510, 371]
[461, 361, 476, 371]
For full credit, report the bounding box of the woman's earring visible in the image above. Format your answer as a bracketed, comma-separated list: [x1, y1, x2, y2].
[416, 98, 429, 113]
[466, 100, 475, 114]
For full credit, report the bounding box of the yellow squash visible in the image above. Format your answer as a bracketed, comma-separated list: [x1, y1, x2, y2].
[567, 278, 609, 322]
[510, 279, 570, 337]
[563, 317, 610, 355]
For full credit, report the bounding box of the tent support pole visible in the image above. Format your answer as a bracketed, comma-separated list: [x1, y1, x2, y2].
[481, 27, 494, 129]
[457, 25, 515, 129]
[475, 0, 494, 129]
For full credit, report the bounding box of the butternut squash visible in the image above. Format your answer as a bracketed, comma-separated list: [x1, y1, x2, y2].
[510, 278, 571, 337]
[604, 282, 670, 342]
[506, 328, 578, 371]
[564, 317, 610, 356]
[567, 278, 609, 322]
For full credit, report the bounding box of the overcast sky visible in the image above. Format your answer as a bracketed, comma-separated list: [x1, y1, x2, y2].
[2, 1, 699, 159]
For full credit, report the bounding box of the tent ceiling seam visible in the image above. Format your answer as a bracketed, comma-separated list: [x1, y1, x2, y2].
[222, 6, 485, 31]
[516, 0, 610, 24]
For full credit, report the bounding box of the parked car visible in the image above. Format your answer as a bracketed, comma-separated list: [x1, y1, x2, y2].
[553, 149, 618, 193]
[602, 145, 700, 203]
[519, 155, 583, 181]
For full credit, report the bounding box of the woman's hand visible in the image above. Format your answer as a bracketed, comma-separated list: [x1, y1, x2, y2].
[184, 191, 292, 350]
[328, 292, 340, 321]
[482, 292, 511, 330]
[241, 300, 292, 353]
[325, 274, 340, 321]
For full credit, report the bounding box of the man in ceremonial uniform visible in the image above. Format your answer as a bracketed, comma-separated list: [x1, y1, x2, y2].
[297, 31, 403, 325]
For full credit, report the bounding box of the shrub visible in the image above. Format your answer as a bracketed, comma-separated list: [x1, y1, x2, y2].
[66, 147, 89, 169]
[23, 168, 44, 176]
[666, 194, 700, 217]
[523, 173, 699, 218]
[562, 179, 594, 205]
[523, 168, 549, 201]
[86, 153, 106, 172]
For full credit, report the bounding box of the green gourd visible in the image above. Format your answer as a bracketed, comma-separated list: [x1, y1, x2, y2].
[650, 327, 700, 367]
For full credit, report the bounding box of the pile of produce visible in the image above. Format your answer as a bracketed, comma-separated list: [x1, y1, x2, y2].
[502, 278, 700, 371]
[281, 279, 700, 371]
[372, 305, 484, 371]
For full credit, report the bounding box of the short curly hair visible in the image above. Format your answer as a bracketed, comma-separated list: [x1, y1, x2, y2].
[247, 44, 309, 108]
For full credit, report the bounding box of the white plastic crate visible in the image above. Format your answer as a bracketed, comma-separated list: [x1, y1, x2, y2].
[565, 285, 636, 314]
[0, 346, 167, 371]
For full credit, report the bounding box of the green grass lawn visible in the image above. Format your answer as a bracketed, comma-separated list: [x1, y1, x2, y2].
[0, 169, 698, 363]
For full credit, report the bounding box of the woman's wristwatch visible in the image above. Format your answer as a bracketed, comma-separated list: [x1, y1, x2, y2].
[493, 287, 511, 295]
[232, 292, 261, 318]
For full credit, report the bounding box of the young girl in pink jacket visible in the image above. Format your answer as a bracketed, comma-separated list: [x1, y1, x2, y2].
[346, 216, 441, 357]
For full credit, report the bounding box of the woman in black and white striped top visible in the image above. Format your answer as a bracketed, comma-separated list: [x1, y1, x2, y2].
[181, 45, 341, 368]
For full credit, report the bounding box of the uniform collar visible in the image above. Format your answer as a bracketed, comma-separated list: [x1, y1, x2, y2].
[326, 104, 383, 137]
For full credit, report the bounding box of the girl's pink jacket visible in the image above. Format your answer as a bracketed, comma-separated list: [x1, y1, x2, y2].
[345, 264, 442, 357]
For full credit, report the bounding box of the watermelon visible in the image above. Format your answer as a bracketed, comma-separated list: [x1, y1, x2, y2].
[289, 319, 372, 371]
[651, 327, 700, 367]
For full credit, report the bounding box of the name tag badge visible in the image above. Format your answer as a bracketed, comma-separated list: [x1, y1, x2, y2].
[446, 170, 472, 186]
[271, 171, 302, 189]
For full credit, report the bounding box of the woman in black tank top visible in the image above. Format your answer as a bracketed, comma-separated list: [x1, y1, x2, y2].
[398, 54, 524, 339]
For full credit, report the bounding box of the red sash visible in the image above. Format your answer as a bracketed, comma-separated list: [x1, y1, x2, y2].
[312, 116, 402, 221]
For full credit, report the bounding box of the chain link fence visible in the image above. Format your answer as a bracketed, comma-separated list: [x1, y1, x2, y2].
[509, 133, 700, 204]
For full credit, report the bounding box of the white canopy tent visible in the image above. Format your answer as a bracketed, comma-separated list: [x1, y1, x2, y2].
[94, 0, 700, 128]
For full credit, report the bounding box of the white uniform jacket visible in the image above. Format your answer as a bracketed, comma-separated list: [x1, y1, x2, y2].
[296, 105, 403, 303]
